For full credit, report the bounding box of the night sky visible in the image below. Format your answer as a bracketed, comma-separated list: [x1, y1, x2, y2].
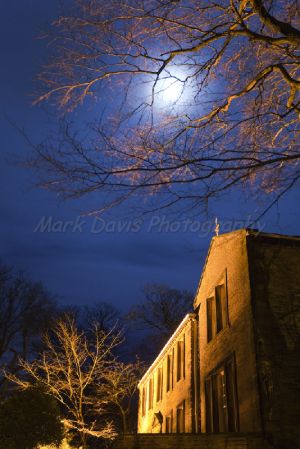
[1, 1, 299, 311]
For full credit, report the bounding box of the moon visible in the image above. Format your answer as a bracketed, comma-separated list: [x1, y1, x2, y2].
[155, 68, 187, 107]
[157, 75, 183, 104]
[139, 67, 191, 113]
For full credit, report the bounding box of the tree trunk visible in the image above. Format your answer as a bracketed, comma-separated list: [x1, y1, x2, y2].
[80, 431, 87, 449]
[121, 409, 127, 434]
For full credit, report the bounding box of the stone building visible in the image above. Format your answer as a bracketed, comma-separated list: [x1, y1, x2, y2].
[138, 313, 199, 434]
[136, 229, 300, 449]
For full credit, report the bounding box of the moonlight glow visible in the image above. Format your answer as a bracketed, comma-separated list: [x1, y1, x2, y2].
[156, 73, 184, 104]
[152, 68, 191, 109]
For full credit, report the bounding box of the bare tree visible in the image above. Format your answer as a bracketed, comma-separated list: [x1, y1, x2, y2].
[83, 302, 120, 333]
[30, 0, 300, 217]
[0, 263, 58, 393]
[6, 318, 121, 448]
[127, 284, 193, 350]
[102, 359, 145, 434]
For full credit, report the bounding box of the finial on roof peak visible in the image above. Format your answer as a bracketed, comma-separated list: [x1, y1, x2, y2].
[214, 217, 220, 236]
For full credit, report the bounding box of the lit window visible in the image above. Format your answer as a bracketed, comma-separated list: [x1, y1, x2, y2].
[167, 354, 173, 392]
[176, 401, 185, 433]
[205, 356, 238, 433]
[165, 411, 173, 433]
[148, 377, 153, 410]
[156, 366, 163, 402]
[177, 338, 185, 381]
[141, 386, 146, 417]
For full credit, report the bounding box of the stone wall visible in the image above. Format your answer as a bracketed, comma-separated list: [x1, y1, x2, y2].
[194, 230, 261, 433]
[112, 433, 273, 449]
[247, 234, 300, 449]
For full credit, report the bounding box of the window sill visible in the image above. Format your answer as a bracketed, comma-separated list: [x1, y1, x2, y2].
[206, 324, 229, 346]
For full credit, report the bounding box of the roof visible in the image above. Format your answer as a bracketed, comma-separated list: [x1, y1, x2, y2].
[246, 228, 300, 243]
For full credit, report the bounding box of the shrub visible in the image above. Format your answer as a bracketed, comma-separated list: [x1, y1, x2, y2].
[0, 388, 63, 449]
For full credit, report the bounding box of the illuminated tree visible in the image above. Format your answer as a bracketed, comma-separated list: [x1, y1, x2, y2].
[32, 0, 300, 216]
[6, 318, 120, 449]
[102, 359, 145, 433]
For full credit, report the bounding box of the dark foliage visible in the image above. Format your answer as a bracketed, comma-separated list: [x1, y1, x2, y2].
[0, 263, 59, 394]
[0, 388, 63, 449]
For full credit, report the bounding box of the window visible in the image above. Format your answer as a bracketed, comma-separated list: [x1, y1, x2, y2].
[205, 356, 238, 433]
[176, 401, 185, 433]
[156, 367, 163, 402]
[167, 354, 173, 392]
[148, 377, 153, 410]
[207, 297, 215, 342]
[141, 385, 146, 417]
[165, 411, 173, 433]
[216, 284, 227, 332]
[207, 282, 228, 342]
[177, 338, 185, 381]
